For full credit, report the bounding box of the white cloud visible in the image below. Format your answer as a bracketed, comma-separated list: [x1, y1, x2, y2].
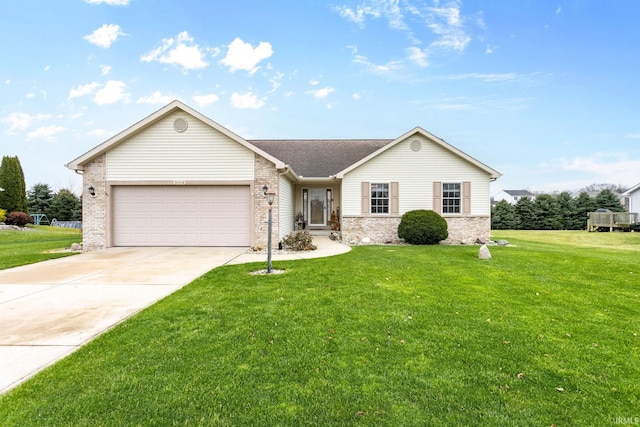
[446, 73, 517, 82]
[44, 65, 50, 71]
[93, 80, 130, 105]
[308, 86, 335, 100]
[309, 78, 320, 86]
[27, 125, 65, 142]
[141, 31, 212, 71]
[101, 65, 112, 75]
[192, 93, 219, 107]
[555, 6, 562, 14]
[407, 46, 428, 67]
[137, 91, 179, 105]
[2, 112, 51, 132]
[544, 153, 640, 189]
[230, 92, 265, 109]
[84, 24, 125, 48]
[625, 132, 640, 139]
[220, 37, 273, 74]
[69, 82, 100, 99]
[352, 93, 362, 100]
[84, 0, 129, 5]
[334, 4, 382, 27]
[353, 53, 403, 74]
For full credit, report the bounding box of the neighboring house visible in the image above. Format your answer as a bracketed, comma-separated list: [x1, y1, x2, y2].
[622, 183, 640, 214]
[66, 100, 501, 251]
[493, 190, 536, 205]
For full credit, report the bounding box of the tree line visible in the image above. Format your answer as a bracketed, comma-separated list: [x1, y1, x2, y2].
[0, 155, 81, 223]
[491, 189, 626, 230]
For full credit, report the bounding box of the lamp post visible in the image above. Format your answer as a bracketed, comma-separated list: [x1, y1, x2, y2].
[266, 188, 276, 273]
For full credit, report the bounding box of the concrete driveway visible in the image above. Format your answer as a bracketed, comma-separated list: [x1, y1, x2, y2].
[0, 246, 248, 393]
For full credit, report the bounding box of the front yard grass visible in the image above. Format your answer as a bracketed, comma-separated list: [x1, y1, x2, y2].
[0, 231, 638, 425]
[0, 226, 81, 270]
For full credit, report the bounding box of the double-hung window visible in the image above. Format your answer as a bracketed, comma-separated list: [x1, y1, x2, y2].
[442, 183, 461, 214]
[370, 183, 389, 214]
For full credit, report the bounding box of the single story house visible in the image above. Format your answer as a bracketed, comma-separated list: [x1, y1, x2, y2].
[66, 100, 501, 251]
[493, 189, 536, 205]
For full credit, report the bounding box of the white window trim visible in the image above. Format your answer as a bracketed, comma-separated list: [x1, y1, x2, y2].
[370, 182, 391, 215]
[442, 182, 462, 215]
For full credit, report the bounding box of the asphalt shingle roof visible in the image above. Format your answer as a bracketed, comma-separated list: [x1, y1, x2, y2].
[249, 139, 393, 177]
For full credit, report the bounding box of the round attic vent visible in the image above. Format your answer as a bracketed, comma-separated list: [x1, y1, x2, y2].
[174, 118, 188, 133]
[410, 139, 422, 152]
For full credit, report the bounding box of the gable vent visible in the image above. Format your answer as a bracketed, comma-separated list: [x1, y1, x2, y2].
[173, 118, 188, 133]
[410, 139, 422, 152]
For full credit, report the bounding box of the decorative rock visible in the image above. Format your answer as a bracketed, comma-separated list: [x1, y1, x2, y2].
[71, 243, 83, 251]
[496, 240, 509, 246]
[476, 237, 487, 245]
[361, 237, 371, 244]
[478, 244, 492, 259]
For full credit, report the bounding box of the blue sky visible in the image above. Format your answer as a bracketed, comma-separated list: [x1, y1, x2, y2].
[1, 0, 639, 195]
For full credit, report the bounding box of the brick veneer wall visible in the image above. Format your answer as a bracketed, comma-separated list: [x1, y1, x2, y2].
[254, 154, 279, 249]
[82, 154, 107, 252]
[341, 215, 491, 245]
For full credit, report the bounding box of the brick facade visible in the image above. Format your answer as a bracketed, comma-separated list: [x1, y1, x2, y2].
[253, 154, 279, 249]
[341, 215, 491, 245]
[81, 155, 107, 252]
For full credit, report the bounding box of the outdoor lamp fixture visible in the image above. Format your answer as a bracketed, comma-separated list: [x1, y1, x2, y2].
[88, 186, 96, 197]
[266, 187, 276, 273]
[262, 184, 268, 196]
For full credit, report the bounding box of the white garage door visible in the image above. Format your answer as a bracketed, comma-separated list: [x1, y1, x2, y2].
[113, 186, 250, 247]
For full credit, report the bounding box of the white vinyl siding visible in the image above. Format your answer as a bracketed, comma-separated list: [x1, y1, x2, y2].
[106, 111, 255, 181]
[342, 134, 491, 216]
[278, 175, 294, 240]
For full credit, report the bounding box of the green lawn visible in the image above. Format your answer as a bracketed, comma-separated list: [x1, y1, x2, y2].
[0, 226, 82, 270]
[1, 231, 638, 426]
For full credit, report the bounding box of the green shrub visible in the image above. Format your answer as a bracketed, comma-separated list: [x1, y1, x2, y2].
[397, 209, 448, 245]
[0, 208, 6, 223]
[5, 211, 34, 227]
[282, 231, 317, 251]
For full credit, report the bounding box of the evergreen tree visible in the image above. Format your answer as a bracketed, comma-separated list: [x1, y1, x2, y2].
[48, 189, 82, 221]
[556, 191, 581, 230]
[595, 189, 625, 211]
[533, 194, 562, 230]
[575, 192, 597, 229]
[491, 200, 519, 229]
[0, 156, 28, 213]
[27, 183, 54, 214]
[514, 197, 536, 229]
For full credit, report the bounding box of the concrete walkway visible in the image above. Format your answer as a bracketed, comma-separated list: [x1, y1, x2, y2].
[0, 237, 350, 393]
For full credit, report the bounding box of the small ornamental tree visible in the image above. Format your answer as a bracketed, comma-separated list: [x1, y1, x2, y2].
[0, 156, 28, 213]
[397, 210, 448, 245]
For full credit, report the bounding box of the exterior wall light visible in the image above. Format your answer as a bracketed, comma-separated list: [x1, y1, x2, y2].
[88, 186, 96, 197]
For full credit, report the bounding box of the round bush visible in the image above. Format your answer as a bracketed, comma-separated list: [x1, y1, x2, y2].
[397, 210, 448, 245]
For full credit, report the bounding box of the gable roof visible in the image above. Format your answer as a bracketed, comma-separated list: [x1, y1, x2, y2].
[65, 100, 285, 172]
[66, 100, 501, 182]
[622, 183, 640, 196]
[336, 127, 502, 180]
[249, 139, 392, 177]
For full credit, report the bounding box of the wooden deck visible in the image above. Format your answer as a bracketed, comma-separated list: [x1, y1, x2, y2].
[587, 212, 638, 232]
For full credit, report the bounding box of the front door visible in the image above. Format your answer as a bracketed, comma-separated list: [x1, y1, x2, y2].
[308, 188, 326, 226]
